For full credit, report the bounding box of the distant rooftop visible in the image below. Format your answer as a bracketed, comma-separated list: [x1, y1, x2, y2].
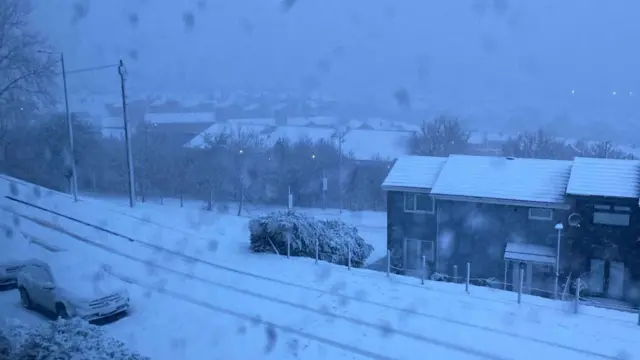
[145, 112, 216, 124]
[262, 126, 336, 146]
[228, 117, 277, 126]
[185, 122, 270, 148]
[287, 116, 339, 127]
[342, 129, 413, 161]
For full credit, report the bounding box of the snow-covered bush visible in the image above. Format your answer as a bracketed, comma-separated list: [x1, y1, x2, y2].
[0, 317, 148, 360]
[249, 210, 374, 268]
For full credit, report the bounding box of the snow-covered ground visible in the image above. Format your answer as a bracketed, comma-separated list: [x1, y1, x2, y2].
[79, 192, 389, 263]
[1, 176, 640, 360]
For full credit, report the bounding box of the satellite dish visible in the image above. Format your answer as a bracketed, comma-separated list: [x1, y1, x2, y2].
[568, 213, 582, 227]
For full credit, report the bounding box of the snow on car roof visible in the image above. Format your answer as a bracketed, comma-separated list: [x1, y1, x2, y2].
[47, 254, 125, 297]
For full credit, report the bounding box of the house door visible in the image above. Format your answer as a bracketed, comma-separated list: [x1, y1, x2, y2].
[589, 259, 606, 294]
[606, 261, 625, 300]
[512, 262, 533, 294]
[403, 239, 435, 278]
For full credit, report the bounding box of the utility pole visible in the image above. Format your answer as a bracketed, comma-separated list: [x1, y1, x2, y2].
[337, 128, 344, 214]
[60, 53, 78, 202]
[38, 50, 79, 201]
[118, 60, 136, 207]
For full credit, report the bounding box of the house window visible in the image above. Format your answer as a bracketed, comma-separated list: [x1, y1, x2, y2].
[403, 238, 435, 270]
[593, 212, 630, 226]
[404, 193, 435, 214]
[528, 208, 553, 221]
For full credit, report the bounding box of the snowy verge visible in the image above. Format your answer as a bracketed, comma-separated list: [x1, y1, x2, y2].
[0, 317, 149, 360]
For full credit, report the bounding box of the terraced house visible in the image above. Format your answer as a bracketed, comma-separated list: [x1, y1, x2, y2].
[382, 154, 640, 305]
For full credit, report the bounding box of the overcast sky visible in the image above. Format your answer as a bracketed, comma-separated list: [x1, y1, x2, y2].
[32, 0, 639, 133]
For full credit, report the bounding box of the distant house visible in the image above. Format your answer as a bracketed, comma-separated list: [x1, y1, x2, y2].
[286, 116, 339, 127]
[261, 126, 335, 147]
[144, 112, 217, 145]
[184, 122, 271, 149]
[564, 157, 640, 303]
[100, 116, 128, 139]
[467, 131, 508, 155]
[383, 155, 576, 297]
[342, 129, 413, 162]
[227, 117, 277, 127]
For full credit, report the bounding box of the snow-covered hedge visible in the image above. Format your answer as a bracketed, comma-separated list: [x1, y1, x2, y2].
[249, 210, 374, 268]
[0, 317, 149, 360]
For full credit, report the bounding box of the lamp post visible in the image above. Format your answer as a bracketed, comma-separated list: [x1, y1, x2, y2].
[39, 51, 78, 201]
[332, 127, 345, 214]
[554, 222, 564, 299]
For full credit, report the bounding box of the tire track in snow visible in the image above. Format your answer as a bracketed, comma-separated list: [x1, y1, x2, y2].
[109, 271, 399, 360]
[4, 196, 622, 360]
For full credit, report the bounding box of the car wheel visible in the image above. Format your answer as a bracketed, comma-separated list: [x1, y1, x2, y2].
[18, 287, 32, 309]
[55, 303, 69, 319]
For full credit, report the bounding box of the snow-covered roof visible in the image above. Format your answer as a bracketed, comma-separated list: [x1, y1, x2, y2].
[364, 118, 399, 131]
[393, 121, 421, 132]
[186, 123, 270, 148]
[468, 132, 486, 145]
[382, 156, 447, 192]
[287, 116, 339, 127]
[101, 116, 124, 128]
[262, 126, 335, 146]
[430, 155, 573, 206]
[504, 243, 556, 265]
[228, 117, 276, 126]
[346, 119, 365, 130]
[99, 117, 125, 138]
[566, 157, 640, 199]
[342, 130, 413, 161]
[145, 112, 216, 124]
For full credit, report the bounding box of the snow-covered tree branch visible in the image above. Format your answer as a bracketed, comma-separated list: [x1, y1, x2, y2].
[0, 0, 56, 103]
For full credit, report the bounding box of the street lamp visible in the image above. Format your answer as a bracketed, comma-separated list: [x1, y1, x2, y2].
[39, 50, 78, 202]
[554, 222, 564, 299]
[331, 127, 345, 214]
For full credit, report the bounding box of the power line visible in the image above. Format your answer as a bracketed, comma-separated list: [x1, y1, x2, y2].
[54, 63, 119, 76]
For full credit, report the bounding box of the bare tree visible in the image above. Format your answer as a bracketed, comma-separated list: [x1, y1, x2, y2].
[0, 0, 56, 102]
[571, 140, 632, 159]
[502, 129, 572, 159]
[409, 115, 470, 156]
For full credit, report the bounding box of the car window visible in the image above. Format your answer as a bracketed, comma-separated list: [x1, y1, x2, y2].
[25, 265, 53, 283]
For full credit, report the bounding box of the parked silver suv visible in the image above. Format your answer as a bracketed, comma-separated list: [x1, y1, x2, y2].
[17, 259, 130, 322]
